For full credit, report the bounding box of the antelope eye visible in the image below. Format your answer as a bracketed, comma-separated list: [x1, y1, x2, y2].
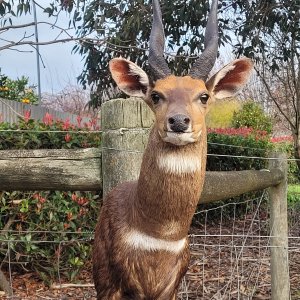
[199, 93, 209, 104]
[151, 93, 161, 104]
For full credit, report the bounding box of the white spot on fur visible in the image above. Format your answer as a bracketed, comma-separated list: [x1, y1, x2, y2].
[125, 229, 186, 253]
[157, 153, 201, 174]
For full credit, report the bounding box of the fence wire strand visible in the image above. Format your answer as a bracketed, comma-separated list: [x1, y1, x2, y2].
[0, 123, 299, 299]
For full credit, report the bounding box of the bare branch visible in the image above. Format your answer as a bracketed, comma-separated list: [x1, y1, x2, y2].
[256, 65, 295, 131]
[0, 21, 36, 31]
[0, 36, 107, 51]
[0, 21, 74, 38]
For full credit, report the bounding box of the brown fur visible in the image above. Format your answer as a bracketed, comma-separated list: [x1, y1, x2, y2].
[93, 128, 207, 299]
[93, 58, 252, 300]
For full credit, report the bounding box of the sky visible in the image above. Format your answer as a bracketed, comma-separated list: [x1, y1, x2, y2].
[0, 2, 85, 94]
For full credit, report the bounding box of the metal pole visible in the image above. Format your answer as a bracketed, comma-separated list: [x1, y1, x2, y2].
[33, 1, 41, 104]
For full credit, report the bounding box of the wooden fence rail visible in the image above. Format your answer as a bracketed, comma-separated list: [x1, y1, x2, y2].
[0, 148, 284, 204]
[0, 97, 290, 300]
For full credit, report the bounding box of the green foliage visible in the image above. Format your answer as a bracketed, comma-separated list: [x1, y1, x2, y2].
[0, 190, 99, 284]
[1, 1, 298, 109]
[2, 0, 232, 106]
[0, 114, 101, 282]
[232, 1, 299, 73]
[0, 114, 100, 150]
[207, 127, 272, 172]
[232, 101, 272, 134]
[287, 185, 300, 207]
[0, 72, 39, 104]
[206, 98, 241, 128]
[71, 0, 219, 106]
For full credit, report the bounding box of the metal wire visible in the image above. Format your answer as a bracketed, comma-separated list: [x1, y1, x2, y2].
[0, 124, 298, 299]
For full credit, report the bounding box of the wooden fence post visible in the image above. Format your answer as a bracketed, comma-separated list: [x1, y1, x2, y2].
[268, 152, 290, 300]
[101, 97, 154, 196]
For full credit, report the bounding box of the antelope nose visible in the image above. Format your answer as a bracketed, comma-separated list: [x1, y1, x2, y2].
[168, 114, 190, 132]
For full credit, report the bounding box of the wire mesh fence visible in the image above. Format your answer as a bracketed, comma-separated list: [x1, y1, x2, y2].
[0, 191, 300, 299]
[179, 194, 300, 300]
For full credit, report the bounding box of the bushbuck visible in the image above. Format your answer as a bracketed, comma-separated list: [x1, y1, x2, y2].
[93, 0, 253, 298]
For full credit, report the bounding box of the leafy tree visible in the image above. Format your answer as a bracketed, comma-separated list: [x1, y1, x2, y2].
[0, 70, 39, 104]
[68, 0, 233, 106]
[0, 0, 233, 106]
[1, 1, 299, 171]
[232, 0, 300, 172]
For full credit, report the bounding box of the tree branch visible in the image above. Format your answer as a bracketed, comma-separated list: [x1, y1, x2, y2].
[256, 65, 296, 131]
[0, 36, 106, 51]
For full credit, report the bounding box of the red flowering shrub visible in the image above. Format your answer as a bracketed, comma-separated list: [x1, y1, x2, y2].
[270, 135, 293, 143]
[0, 190, 98, 283]
[198, 127, 273, 221]
[0, 111, 101, 150]
[208, 127, 269, 140]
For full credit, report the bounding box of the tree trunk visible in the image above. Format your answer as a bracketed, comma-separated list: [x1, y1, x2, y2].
[293, 131, 300, 178]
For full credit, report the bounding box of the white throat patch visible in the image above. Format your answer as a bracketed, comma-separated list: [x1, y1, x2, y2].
[157, 153, 201, 175]
[125, 229, 186, 253]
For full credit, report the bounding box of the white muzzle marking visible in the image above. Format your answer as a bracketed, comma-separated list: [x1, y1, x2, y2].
[163, 132, 196, 146]
[157, 153, 201, 175]
[125, 229, 186, 253]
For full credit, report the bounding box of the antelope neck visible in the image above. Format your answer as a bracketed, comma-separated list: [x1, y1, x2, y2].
[132, 128, 207, 241]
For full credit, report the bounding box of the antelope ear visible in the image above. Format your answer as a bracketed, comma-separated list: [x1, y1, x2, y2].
[109, 58, 150, 98]
[206, 58, 253, 99]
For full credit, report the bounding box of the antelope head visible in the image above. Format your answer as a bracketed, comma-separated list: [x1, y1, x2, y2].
[109, 0, 252, 146]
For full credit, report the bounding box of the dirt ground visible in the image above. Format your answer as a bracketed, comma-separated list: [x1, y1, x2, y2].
[1, 216, 299, 300]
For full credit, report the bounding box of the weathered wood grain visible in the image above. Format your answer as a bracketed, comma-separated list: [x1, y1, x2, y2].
[101, 98, 154, 195]
[0, 148, 101, 191]
[269, 152, 290, 300]
[201, 169, 284, 203]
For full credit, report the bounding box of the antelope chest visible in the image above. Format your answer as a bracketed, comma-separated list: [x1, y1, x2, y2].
[114, 233, 190, 298]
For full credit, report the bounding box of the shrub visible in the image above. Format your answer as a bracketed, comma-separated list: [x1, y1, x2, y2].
[0, 72, 39, 104]
[207, 127, 272, 171]
[0, 190, 99, 285]
[0, 112, 101, 283]
[206, 98, 241, 128]
[0, 111, 101, 150]
[287, 185, 300, 206]
[196, 129, 299, 223]
[232, 101, 273, 134]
